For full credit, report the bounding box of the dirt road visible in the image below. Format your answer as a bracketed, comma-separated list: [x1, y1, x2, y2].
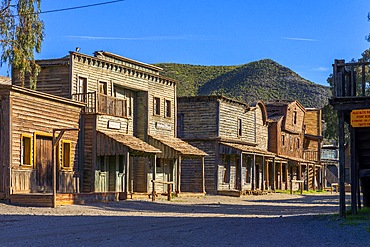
[0, 193, 369, 246]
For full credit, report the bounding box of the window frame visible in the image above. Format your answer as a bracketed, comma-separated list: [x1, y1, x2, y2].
[21, 134, 33, 167]
[61, 140, 72, 170]
[165, 99, 171, 118]
[154, 97, 161, 116]
[237, 118, 242, 137]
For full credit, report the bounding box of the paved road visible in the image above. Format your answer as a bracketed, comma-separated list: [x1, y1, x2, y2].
[0, 193, 369, 246]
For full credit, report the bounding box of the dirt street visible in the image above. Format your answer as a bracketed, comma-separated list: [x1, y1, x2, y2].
[0, 193, 369, 246]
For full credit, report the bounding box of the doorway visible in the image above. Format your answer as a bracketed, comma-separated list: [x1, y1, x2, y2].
[36, 135, 53, 191]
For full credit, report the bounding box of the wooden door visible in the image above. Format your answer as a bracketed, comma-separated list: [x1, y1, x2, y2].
[36, 136, 53, 189]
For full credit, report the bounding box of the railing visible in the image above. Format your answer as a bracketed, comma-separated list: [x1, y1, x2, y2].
[303, 150, 319, 162]
[333, 59, 370, 98]
[72, 92, 127, 117]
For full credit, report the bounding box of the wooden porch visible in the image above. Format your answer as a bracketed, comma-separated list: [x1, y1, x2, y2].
[9, 192, 120, 207]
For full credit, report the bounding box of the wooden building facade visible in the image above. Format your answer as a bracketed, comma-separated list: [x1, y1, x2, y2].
[265, 100, 323, 191]
[0, 85, 84, 199]
[177, 96, 274, 195]
[13, 51, 206, 198]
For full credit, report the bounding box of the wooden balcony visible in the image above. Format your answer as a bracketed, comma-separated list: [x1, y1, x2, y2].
[331, 60, 370, 110]
[72, 92, 127, 117]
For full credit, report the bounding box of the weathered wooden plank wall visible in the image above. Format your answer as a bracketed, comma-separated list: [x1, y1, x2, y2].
[0, 87, 83, 194]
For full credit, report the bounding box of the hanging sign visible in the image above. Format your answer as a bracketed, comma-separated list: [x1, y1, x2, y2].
[350, 109, 370, 127]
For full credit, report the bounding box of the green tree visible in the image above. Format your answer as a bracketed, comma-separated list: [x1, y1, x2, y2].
[0, 0, 44, 89]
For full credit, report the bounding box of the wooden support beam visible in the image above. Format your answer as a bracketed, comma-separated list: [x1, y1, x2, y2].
[338, 110, 346, 218]
[350, 126, 358, 215]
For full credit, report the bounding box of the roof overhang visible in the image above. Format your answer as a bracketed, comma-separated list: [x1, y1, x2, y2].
[149, 134, 207, 158]
[219, 142, 275, 157]
[97, 131, 161, 157]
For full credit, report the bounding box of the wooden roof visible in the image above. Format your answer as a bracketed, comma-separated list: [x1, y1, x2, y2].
[220, 142, 275, 157]
[98, 131, 161, 156]
[149, 134, 207, 157]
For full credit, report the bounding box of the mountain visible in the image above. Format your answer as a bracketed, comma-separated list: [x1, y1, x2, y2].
[155, 59, 331, 108]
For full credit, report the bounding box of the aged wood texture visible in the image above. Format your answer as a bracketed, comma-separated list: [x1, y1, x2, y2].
[12, 59, 71, 98]
[177, 96, 271, 194]
[0, 86, 83, 195]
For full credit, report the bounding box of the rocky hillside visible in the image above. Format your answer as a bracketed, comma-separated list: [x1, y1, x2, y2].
[156, 59, 331, 108]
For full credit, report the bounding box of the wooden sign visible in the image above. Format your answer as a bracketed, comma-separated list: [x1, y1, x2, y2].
[350, 109, 370, 127]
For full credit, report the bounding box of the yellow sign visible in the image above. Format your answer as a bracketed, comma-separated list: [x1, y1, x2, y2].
[351, 109, 370, 127]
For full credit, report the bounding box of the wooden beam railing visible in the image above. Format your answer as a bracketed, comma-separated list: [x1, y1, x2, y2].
[333, 59, 370, 98]
[72, 92, 127, 117]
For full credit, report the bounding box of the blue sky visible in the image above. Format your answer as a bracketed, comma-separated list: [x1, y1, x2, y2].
[1, 0, 369, 86]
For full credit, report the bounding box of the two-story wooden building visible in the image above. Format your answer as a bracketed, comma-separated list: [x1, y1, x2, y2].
[265, 100, 323, 191]
[177, 96, 275, 195]
[12, 51, 206, 198]
[0, 85, 84, 202]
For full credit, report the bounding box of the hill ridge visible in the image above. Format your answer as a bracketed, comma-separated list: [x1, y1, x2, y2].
[155, 59, 331, 108]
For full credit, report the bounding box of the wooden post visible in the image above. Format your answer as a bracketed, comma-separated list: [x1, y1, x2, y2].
[177, 155, 182, 194]
[338, 110, 346, 218]
[261, 156, 265, 191]
[239, 153, 243, 192]
[350, 126, 357, 215]
[152, 155, 157, 201]
[252, 154, 256, 190]
[201, 157, 205, 194]
[125, 151, 130, 196]
[52, 130, 57, 208]
[272, 157, 276, 192]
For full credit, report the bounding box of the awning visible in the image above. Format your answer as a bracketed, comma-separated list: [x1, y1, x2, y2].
[220, 142, 276, 157]
[277, 154, 316, 164]
[97, 131, 161, 156]
[149, 134, 207, 158]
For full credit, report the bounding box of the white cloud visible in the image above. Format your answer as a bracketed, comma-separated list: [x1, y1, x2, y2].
[281, 37, 317, 42]
[312, 67, 330, 72]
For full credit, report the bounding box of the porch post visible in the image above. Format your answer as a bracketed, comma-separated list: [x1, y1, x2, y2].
[52, 130, 56, 208]
[239, 153, 243, 192]
[272, 157, 276, 191]
[177, 155, 182, 194]
[201, 157, 205, 194]
[125, 151, 130, 195]
[152, 155, 157, 201]
[261, 156, 265, 191]
[252, 154, 256, 190]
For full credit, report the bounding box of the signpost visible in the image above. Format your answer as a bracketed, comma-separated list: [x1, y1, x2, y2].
[350, 109, 370, 127]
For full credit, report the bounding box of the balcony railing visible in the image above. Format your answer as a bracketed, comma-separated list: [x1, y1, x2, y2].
[72, 92, 127, 117]
[303, 150, 319, 162]
[333, 60, 370, 98]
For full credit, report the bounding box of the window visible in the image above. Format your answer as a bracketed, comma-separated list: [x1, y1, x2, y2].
[165, 100, 171, 117]
[281, 135, 285, 146]
[77, 77, 87, 94]
[293, 111, 297, 125]
[297, 138, 300, 149]
[21, 134, 33, 166]
[237, 118, 242, 136]
[99, 81, 107, 95]
[154, 97, 161, 115]
[61, 141, 72, 169]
